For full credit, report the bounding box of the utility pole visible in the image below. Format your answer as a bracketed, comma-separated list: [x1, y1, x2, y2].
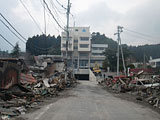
[114, 26, 123, 76]
[120, 37, 127, 76]
[65, 0, 71, 82]
[43, 0, 46, 35]
[143, 50, 146, 69]
[66, 0, 70, 59]
[43, 0, 47, 55]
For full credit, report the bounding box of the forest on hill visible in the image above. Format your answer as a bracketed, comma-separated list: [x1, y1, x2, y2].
[26, 34, 61, 55]
[26, 33, 160, 63]
[91, 32, 160, 62]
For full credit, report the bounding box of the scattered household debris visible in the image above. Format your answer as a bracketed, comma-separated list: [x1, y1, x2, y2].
[98, 69, 160, 110]
[0, 57, 77, 119]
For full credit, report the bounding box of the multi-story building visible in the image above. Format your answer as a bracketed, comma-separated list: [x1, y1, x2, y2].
[61, 27, 108, 73]
[91, 44, 108, 68]
[61, 27, 91, 69]
[149, 58, 160, 68]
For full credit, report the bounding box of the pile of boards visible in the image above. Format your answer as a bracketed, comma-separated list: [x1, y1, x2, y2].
[0, 71, 77, 120]
[99, 72, 160, 110]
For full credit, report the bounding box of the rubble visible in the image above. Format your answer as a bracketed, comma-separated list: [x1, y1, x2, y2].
[98, 69, 160, 110]
[0, 57, 77, 119]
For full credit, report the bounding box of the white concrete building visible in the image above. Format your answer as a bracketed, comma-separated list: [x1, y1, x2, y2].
[91, 44, 108, 67]
[149, 58, 160, 68]
[61, 27, 109, 80]
[61, 27, 91, 69]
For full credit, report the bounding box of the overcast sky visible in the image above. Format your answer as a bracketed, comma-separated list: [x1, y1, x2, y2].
[0, 0, 160, 52]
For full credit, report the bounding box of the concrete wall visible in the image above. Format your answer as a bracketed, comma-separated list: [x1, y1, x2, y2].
[0, 62, 20, 89]
[89, 69, 97, 82]
[75, 69, 89, 75]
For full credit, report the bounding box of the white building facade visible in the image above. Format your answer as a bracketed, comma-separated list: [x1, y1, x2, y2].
[61, 27, 108, 70]
[61, 27, 91, 69]
[149, 58, 160, 68]
[91, 44, 108, 68]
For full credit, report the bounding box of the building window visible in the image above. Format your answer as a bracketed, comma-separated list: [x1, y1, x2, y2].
[80, 53, 88, 57]
[62, 37, 72, 40]
[74, 46, 78, 50]
[75, 29, 79, 32]
[63, 44, 66, 47]
[99, 48, 105, 50]
[80, 37, 89, 41]
[157, 62, 160, 67]
[92, 53, 98, 56]
[100, 53, 104, 56]
[79, 60, 88, 67]
[74, 40, 78, 43]
[80, 44, 89, 48]
[92, 47, 98, 50]
[90, 60, 95, 63]
[92, 53, 104, 56]
[0, 62, 4, 68]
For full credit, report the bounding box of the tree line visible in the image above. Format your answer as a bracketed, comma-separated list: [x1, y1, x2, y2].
[26, 34, 61, 55]
[24, 33, 160, 71]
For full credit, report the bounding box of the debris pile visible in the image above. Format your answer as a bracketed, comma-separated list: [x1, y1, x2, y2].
[0, 57, 77, 119]
[99, 69, 160, 110]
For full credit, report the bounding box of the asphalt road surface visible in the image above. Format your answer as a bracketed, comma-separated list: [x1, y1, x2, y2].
[22, 81, 160, 120]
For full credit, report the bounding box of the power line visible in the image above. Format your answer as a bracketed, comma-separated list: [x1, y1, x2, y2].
[43, 0, 65, 31]
[123, 28, 160, 40]
[19, 0, 43, 34]
[0, 13, 55, 52]
[0, 13, 28, 42]
[123, 31, 158, 43]
[55, 0, 67, 10]
[0, 13, 53, 51]
[0, 19, 26, 44]
[50, 0, 65, 25]
[51, 0, 66, 14]
[0, 34, 14, 48]
[39, 0, 64, 33]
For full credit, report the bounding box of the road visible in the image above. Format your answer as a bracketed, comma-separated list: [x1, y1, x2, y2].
[22, 81, 160, 120]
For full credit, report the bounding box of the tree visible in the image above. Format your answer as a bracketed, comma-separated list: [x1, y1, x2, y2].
[128, 44, 160, 62]
[127, 64, 135, 69]
[103, 45, 132, 72]
[26, 34, 61, 55]
[102, 58, 109, 70]
[91, 32, 117, 50]
[11, 42, 21, 58]
[103, 48, 117, 71]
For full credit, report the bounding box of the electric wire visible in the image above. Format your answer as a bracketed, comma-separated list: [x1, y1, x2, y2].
[0, 19, 26, 44]
[43, 0, 65, 31]
[0, 13, 52, 51]
[0, 34, 14, 48]
[0, 13, 28, 42]
[55, 0, 67, 10]
[19, 0, 43, 34]
[50, 0, 65, 26]
[123, 28, 160, 40]
[51, 0, 66, 14]
[40, 0, 61, 34]
[123, 31, 158, 43]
